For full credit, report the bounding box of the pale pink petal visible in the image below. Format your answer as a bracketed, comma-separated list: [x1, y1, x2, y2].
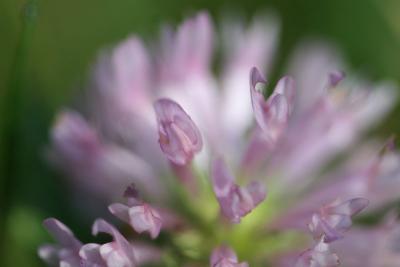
[43, 218, 82, 250]
[128, 205, 162, 239]
[210, 246, 249, 267]
[211, 158, 266, 223]
[308, 198, 369, 243]
[220, 15, 279, 138]
[159, 12, 213, 82]
[79, 243, 105, 266]
[154, 98, 203, 165]
[250, 68, 293, 142]
[295, 239, 339, 267]
[92, 219, 136, 266]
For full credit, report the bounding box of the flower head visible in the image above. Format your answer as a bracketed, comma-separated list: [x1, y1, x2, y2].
[41, 11, 400, 267]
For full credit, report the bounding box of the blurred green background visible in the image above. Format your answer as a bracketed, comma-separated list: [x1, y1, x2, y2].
[1, 0, 400, 266]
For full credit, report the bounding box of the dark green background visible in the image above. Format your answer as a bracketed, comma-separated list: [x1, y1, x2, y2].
[1, 0, 400, 266]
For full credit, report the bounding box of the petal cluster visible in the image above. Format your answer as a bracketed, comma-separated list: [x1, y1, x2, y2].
[109, 185, 162, 239]
[211, 158, 266, 223]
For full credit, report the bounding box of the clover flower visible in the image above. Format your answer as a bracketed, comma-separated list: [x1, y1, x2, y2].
[40, 11, 400, 267]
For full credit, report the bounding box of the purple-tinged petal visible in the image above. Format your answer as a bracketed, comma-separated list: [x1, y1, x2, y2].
[295, 239, 339, 267]
[308, 198, 369, 243]
[154, 98, 203, 165]
[159, 12, 213, 82]
[79, 243, 105, 266]
[123, 184, 142, 206]
[38, 244, 59, 266]
[108, 203, 131, 223]
[332, 213, 400, 267]
[328, 71, 345, 87]
[109, 186, 163, 239]
[51, 110, 102, 168]
[39, 218, 83, 266]
[43, 218, 82, 250]
[210, 246, 249, 267]
[128, 204, 162, 239]
[131, 243, 162, 265]
[92, 219, 136, 266]
[220, 15, 279, 138]
[211, 158, 266, 223]
[249, 68, 268, 133]
[273, 75, 296, 114]
[250, 67, 293, 142]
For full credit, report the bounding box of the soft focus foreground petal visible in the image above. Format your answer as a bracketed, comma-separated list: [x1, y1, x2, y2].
[43, 218, 82, 249]
[332, 214, 400, 267]
[159, 12, 213, 82]
[295, 239, 339, 267]
[79, 243, 105, 266]
[221, 15, 279, 139]
[89, 36, 168, 174]
[51, 110, 102, 170]
[273, 141, 400, 231]
[287, 42, 344, 114]
[154, 98, 203, 165]
[89, 36, 153, 135]
[39, 218, 82, 266]
[92, 219, 136, 266]
[269, 81, 395, 191]
[308, 198, 368, 243]
[210, 246, 249, 267]
[211, 158, 266, 223]
[51, 111, 164, 200]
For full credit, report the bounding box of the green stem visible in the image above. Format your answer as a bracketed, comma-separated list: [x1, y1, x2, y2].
[0, 0, 37, 264]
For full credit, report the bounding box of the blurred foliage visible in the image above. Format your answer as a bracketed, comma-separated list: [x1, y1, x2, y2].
[1, 0, 400, 266]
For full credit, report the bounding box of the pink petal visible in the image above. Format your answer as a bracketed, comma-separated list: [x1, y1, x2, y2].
[249, 67, 269, 132]
[159, 12, 213, 81]
[108, 203, 130, 223]
[128, 204, 162, 239]
[154, 98, 203, 165]
[273, 75, 296, 114]
[210, 246, 249, 267]
[328, 71, 345, 87]
[296, 239, 339, 267]
[51, 110, 101, 166]
[79, 243, 104, 265]
[43, 218, 82, 249]
[249, 68, 292, 141]
[92, 219, 136, 265]
[309, 198, 369, 243]
[211, 158, 266, 223]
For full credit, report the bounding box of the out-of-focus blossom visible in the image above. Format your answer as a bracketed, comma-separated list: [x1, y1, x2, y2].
[332, 212, 400, 267]
[41, 10, 400, 267]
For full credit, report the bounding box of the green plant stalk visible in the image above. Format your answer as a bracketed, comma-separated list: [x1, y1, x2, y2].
[0, 0, 37, 264]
